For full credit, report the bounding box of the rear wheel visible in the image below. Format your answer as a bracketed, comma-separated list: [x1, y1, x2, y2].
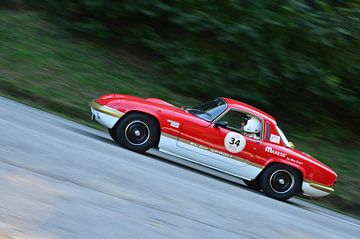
[114, 113, 159, 153]
[260, 164, 301, 200]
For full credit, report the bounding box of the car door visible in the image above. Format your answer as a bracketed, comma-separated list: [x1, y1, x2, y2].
[176, 109, 263, 179]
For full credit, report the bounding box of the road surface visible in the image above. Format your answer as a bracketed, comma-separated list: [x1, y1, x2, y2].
[0, 96, 359, 239]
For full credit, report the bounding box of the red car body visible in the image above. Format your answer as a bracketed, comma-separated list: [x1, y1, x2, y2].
[89, 94, 336, 199]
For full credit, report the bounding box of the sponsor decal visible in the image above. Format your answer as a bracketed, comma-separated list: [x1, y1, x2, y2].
[270, 134, 280, 144]
[167, 119, 180, 128]
[224, 132, 246, 153]
[286, 157, 303, 165]
[265, 146, 286, 158]
[189, 142, 233, 158]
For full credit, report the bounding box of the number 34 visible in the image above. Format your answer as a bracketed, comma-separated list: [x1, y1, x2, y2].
[229, 137, 241, 147]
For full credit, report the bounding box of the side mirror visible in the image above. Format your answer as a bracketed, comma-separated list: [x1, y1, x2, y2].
[214, 120, 228, 128]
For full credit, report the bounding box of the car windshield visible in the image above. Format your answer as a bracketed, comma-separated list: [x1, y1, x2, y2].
[185, 98, 227, 122]
[276, 126, 291, 147]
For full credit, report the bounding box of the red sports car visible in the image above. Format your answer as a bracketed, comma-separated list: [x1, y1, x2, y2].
[89, 94, 336, 200]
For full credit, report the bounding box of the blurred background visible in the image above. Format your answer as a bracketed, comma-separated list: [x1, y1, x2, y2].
[0, 1, 359, 217]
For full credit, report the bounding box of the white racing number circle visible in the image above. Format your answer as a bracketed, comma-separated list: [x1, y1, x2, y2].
[224, 132, 246, 153]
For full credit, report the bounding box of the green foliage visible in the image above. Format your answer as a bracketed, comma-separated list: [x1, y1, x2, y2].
[0, 11, 197, 121]
[26, 1, 360, 141]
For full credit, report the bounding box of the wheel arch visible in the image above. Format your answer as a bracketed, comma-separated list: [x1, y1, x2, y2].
[264, 162, 304, 178]
[255, 160, 305, 186]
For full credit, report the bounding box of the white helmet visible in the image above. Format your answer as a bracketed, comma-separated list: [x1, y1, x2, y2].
[243, 117, 261, 134]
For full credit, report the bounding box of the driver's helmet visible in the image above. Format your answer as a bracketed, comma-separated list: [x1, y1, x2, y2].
[243, 117, 261, 134]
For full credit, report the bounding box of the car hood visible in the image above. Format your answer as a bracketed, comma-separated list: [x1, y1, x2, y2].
[97, 93, 185, 113]
[145, 98, 176, 107]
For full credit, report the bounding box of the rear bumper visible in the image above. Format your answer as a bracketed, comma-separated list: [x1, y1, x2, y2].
[302, 181, 334, 197]
[89, 100, 124, 129]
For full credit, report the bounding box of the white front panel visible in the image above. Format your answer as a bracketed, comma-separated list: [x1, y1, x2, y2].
[91, 108, 119, 129]
[302, 182, 330, 197]
[159, 134, 262, 180]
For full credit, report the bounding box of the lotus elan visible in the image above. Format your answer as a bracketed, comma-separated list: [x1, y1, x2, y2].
[89, 94, 336, 200]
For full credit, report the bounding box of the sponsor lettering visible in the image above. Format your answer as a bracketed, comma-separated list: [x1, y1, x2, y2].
[265, 146, 286, 158]
[270, 134, 280, 144]
[286, 157, 303, 165]
[190, 142, 233, 158]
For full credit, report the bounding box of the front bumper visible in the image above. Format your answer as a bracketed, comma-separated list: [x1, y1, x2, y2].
[302, 181, 334, 197]
[89, 100, 124, 129]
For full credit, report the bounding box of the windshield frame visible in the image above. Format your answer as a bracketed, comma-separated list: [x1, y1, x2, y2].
[186, 98, 228, 122]
[276, 126, 291, 147]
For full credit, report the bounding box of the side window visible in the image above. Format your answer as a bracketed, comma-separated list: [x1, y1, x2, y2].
[219, 110, 248, 132]
[265, 122, 271, 140]
[219, 110, 262, 140]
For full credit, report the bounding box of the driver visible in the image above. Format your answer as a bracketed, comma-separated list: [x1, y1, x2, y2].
[242, 117, 261, 140]
[239, 114, 250, 132]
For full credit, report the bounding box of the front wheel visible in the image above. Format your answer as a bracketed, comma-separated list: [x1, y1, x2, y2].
[260, 164, 301, 201]
[109, 128, 118, 142]
[114, 113, 159, 153]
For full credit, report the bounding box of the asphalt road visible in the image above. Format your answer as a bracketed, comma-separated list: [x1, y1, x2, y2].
[0, 96, 359, 239]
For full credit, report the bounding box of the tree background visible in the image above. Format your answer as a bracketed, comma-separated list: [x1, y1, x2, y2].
[23, 0, 360, 141]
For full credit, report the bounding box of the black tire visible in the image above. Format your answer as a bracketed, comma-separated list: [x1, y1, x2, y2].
[108, 127, 118, 142]
[114, 113, 159, 153]
[243, 179, 261, 191]
[260, 164, 302, 201]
